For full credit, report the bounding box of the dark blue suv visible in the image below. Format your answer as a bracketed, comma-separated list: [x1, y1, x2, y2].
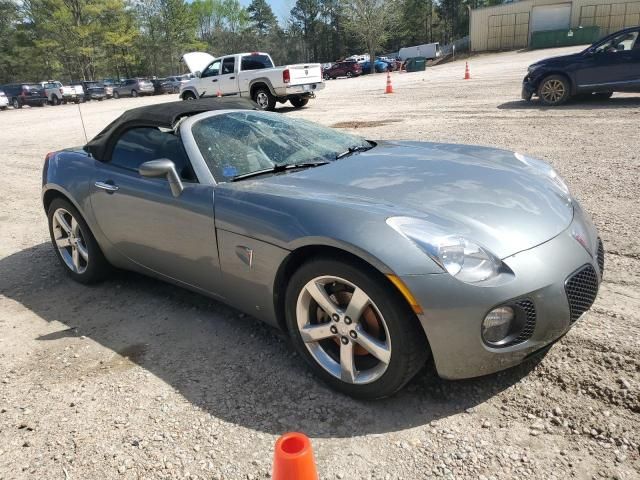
[522, 27, 640, 106]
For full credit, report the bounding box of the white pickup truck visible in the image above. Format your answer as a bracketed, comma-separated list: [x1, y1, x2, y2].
[180, 51, 324, 110]
[41, 80, 83, 105]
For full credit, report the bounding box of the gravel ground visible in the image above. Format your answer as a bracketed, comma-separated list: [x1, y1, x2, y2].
[0, 46, 639, 480]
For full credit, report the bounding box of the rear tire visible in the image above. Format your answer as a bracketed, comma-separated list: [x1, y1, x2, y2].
[47, 198, 110, 284]
[285, 257, 429, 399]
[131, 90, 138, 98]
[52, 95, 60, 106]
[289, 97, 309, 108]
[538, 75, 571, 106]
[252, 87, 276, 111]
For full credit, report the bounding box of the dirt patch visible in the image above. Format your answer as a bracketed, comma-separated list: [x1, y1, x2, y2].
[331, 119, 402, 129]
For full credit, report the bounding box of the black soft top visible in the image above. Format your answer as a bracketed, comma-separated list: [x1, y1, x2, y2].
[84, 97, 258, 161]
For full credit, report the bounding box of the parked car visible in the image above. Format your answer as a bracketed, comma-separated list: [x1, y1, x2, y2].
[361, 59, 389, 74]
[162, 76, 186, 93]
[42, 97, 603, 399]
[523, 26, 640, 106]
[1, 83, 47, 108]
[112, 78, 155, 98]
[41, 80, 82, 105]
[151, 78, 175, 95]
[181, 51, 324, 110]
[323, 60, 362, 80]
[0, 90, 8, 110]
[71, 81, 106, 101]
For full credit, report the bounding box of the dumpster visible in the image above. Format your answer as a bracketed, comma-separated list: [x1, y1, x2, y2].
[405, 57, 427, 72]
[530, 26, 601, 50]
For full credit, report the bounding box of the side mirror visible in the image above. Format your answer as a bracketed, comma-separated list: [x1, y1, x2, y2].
[195, 71, 201, 78]
[139, 159, 184, 197]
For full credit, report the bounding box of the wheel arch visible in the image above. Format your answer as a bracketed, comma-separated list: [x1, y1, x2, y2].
[272, 244, 426, 338]
[180, 87, 199, 100]
[249, 79, 276, 98]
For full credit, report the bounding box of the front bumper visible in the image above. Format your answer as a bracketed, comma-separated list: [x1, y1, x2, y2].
[0, 98, 8, 108]
[522, 76, 536, 100]
[401, 215, 602, 380]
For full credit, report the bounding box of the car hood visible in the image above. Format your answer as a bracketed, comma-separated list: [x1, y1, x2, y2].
[234, 141, 574, 259]
[182, 51, 215, 74]
[530, 51, 584, 68]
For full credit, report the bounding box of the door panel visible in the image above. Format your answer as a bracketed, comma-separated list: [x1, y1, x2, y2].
[198, 59, 221, 97]
[576, 30, 640, 89]
[219, 57, 238, 95]
[90, 162, 222, 295]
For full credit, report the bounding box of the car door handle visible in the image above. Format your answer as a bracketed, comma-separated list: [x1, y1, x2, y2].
[211, 79, 218, 82]
[229, 76, 235, 79]
[95, 181, 119, 192]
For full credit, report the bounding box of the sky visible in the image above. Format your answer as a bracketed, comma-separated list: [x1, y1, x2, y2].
[239, 0, 294, 23]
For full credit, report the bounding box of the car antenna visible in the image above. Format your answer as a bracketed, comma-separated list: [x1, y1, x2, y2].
[77, 101, 89, 144]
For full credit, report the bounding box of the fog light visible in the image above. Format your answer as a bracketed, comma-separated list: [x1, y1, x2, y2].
[482, 307, 515, 344]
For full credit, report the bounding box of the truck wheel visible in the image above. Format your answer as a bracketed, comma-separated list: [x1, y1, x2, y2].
[290, 97, 309, 108]
[253, 87, 276, 111]
[182, 91, 197, 101]
[538, 75, 570, 106]
[52, 95, 60, 106]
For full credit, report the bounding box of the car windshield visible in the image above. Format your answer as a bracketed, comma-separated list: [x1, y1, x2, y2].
[191, 111, 372, 182]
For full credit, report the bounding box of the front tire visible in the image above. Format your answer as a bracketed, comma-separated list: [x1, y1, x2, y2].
[131, 90, 138, 98]
[113, 91, 120, 99]
[253, 87, 276, 111]
[285, 257, 429, 399]
[182, 91, 197, 101]
[346, 71, 353, 78]
[289, 97, 309, 108]
[538, 75, 570, 106]
[12, 98, 21, 109]
[47, 198, 110, 284]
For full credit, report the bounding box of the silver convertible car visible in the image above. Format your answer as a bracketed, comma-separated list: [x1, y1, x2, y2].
[42, 98, 603, 398]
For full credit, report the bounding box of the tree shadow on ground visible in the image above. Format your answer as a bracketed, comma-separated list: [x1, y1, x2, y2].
[0, 243, 545, 438]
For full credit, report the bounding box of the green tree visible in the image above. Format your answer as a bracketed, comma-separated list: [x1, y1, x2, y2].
[247, 0, 278, 36]
[290, 0, 320, 61]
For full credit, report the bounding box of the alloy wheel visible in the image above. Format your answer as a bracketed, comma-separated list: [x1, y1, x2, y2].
[540, 79, 566, 104]
[52, 208, 89, 274]
[296, 275, 392, 385]
[255, 91, 269, 109]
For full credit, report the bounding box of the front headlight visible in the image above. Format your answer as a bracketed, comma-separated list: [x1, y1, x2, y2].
[387, 217, 502, 284]
[515, 153, 570, 196]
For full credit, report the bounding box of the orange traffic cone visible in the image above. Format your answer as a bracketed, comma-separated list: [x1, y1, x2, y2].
[385, 71, 393, 94]
[216, 89, 222, 97]
[464, 62, 471, 80]
[272, 432, 318, 480]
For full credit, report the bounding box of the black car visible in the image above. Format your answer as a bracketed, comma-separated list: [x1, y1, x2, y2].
[76, 81, 106, 101]
[1, 83, 47, 108]
[523, 26, 640, 106]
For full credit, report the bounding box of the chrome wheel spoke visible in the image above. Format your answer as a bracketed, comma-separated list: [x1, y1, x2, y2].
[344, 287, 369, 322]
[355, 327, 391, 364]
[55, 236, 71, 248]
[76, 241, 89, 262]
[55, 210, 72, 234]
[300, 322, 335, 343]
[340, 341, 356, 383]
[71, 217, 80, 236]
[71, 246, 80, 271]
[305, 281, 339, 317]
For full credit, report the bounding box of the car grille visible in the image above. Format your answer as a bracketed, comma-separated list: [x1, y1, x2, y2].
[565, 265, 599, 323]
[597, 238, 604, 275]
[510, 299, 536, 345]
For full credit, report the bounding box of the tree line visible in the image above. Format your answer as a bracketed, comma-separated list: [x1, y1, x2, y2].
[0, 0, 505, 84]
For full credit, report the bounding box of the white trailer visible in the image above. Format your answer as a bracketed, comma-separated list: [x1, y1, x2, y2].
[398, 43, 441, 61]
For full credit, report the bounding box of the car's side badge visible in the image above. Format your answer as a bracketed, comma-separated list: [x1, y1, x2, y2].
[236, 246, 254, 268]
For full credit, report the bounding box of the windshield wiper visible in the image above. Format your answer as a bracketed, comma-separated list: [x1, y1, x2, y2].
[336, 144, 373, 160]
[231, 161, 329, 182]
